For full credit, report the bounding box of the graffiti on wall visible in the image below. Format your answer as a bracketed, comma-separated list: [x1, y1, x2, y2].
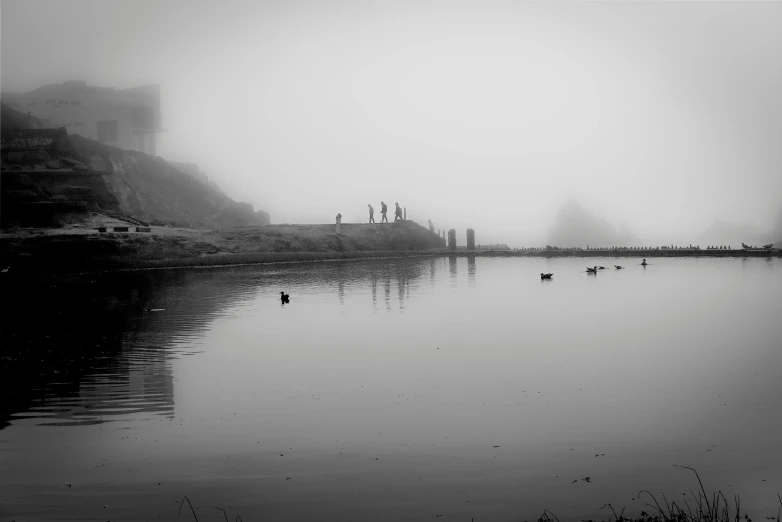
[0, 136, 55, 150]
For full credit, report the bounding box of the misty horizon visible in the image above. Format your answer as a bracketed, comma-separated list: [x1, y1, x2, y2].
[2, 0, 781, 246]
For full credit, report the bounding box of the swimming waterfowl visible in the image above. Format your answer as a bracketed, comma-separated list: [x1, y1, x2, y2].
[597, 266, 606, 270]
[614, 265, 624, 269]
[280, 292, 290, 303]
[641, 259, 648, 266]
[586, 266, 598, 273]
[540, 273, 553, 280]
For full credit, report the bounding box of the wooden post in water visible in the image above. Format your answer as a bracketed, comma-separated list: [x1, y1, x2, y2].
[448, 229, 457, 250]
[404, 207, 406, 221]
[466, 228, 475, 250]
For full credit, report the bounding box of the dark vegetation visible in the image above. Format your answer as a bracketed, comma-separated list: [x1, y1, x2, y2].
[1, 102, 269, 229]
[538, 467, 781, 522]
[0, 221, 447, 274]
[170, 467, 781, 522]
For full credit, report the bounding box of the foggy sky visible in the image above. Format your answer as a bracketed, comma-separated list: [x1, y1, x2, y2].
[2, 0, 781, 245]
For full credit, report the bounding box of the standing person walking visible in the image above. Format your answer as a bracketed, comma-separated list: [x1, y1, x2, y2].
[335, 213, 342, 234]
[380, 201, 388, 223]
[394, 202, 403, 222]
[368, 204, 375, 223]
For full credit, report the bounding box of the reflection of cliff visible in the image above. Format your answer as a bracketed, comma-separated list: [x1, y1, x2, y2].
[0, 268, 257, 430]
[0, 258, 456, 429]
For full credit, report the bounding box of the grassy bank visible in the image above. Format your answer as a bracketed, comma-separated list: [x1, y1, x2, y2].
[0, 221, 447, 274]
[1, 222, 779, 275]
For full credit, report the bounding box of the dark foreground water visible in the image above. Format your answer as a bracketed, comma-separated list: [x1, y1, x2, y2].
[1, 256, 781, 522]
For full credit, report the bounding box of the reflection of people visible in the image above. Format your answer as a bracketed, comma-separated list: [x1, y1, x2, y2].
[394, 202, 403, 222]
[335, 213, 342, 234]
[368, 204, 375, 223]
[428, 219, 434, 233]
[380, 201, 388, 223]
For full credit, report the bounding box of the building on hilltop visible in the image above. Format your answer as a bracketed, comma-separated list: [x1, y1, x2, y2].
[1, 80, 161, 155]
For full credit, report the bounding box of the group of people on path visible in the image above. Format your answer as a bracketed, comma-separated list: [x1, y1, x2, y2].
[366, 201, 403, 224]
[335, 202, 436, 235]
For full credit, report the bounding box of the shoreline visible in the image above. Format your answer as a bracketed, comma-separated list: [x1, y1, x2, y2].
[3, 247, 780, 277]
[61, 247, 782, 276]
[1, 224, 779, 276]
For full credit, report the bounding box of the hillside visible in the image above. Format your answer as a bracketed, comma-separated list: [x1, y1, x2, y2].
[1, 102, 270, 229]
[547, 200, 641, 248]
[67, 135, 270, 228]
[0, 221, 447, 274]
[696, 219, 768, 248]
[1, 101, 43, 132]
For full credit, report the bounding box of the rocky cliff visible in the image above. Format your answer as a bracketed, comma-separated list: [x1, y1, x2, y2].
[1, 102, 270, 229]
[547, 200, 641, 248]
[68, 134, 270, 228]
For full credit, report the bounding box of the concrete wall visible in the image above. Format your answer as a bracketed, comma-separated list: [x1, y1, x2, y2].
[2, 82, 160, 155]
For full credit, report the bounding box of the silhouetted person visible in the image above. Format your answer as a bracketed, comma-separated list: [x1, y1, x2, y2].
[428, 219, 434, 233]
[280, 292, 289, 303]
[394, 202, 403, 222]
[380, 201, 388, 223]
[335, 213, 342, 234]
[368, 204, 375, 223]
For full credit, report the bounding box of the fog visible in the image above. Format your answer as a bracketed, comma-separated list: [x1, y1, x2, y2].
[2, 0, 781, 245]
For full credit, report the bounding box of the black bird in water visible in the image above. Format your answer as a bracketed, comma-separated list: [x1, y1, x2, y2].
[597, 266, 606, 270]
[586, 266, 598, 273]
[614, 265, 624, 269]
[280, 292, 290, 303]
[641, 259, 648, 266]
[540, 273, 553, 280]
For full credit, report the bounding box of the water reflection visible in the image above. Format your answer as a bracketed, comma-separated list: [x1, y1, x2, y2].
[2, 258, 450, 429]
[0, 268, 258, 430]
[1, 257, 781, 522]
[448, 255, 458, 287]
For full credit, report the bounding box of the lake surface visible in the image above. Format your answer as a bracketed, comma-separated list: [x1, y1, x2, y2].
[1, 256, 781, 522]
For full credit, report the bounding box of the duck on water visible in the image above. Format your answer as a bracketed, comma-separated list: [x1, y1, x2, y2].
[540, 273, 553, 280]
[280, 292, 290, 303]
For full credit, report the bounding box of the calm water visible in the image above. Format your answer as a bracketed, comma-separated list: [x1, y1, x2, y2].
[1, 256, 781, 522]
